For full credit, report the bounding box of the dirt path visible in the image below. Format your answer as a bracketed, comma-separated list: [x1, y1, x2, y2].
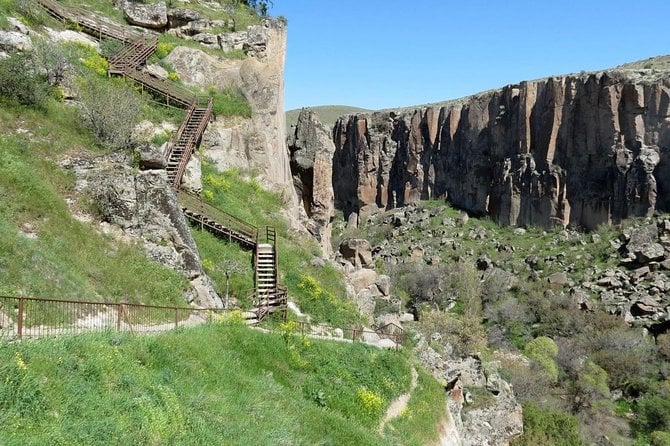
[379, 367, 419, 432]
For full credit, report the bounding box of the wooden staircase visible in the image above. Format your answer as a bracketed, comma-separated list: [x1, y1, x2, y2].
[37, 0, 287, 322]
[108, 36, 158, 75]
[165, 101, 213, 187]
[176, 191, 286, 321]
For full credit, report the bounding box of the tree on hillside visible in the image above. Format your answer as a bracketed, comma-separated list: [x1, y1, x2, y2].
[241, 0, 273, 16]
[77, 77, 144, 150]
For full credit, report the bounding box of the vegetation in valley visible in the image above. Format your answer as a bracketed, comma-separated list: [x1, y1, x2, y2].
[337, 199, 670, 444]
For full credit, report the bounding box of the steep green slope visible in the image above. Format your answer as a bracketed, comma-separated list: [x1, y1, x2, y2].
[0, 100, 188, 304]
[0, 322, 414, 445]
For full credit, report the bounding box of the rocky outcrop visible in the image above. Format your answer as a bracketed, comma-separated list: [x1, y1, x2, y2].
[62, 151, 221, 308]
[417, 345, 523, 446]
[326, 70, 670, 230]
[165, 19, 293, 202]
[122, 1, 168, 29]
[288, 109, 336, 254]
[0, 30, 32, 52]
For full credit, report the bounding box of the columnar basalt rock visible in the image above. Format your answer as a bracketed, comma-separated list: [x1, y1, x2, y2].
[288, 109, 336, 254]
[329, 71, 670, 229]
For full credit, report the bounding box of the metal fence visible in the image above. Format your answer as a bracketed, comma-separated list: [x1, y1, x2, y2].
[0, 295, 224, 341]
[292, 320, 406, 349]
[0, 295, 405, 349]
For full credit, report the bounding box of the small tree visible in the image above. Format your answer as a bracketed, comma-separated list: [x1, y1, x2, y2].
[0, 53, 51, 107]
[77, 77, 144, 150]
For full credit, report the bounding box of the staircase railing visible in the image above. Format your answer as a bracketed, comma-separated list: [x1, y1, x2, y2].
[37, 0, 145, 43]
[177, 190, 257, 246]
[164, 103, 196, 164]
[171, 98, 213, 187]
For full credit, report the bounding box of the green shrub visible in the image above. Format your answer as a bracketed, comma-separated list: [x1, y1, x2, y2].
[82, 52, 109, 76]
[77, 76, 144, 149]
[511, 402, 585, 446]
[153, 41, 175, 59]
[524, 336, 559, 383]
[633, 396, 670, 436]
[0, 53, 52, 107]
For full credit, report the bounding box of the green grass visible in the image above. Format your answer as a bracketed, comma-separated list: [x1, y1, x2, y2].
[0, 323, 412, 445]
[385, 369, 446, 445]
[209, 88, 252, 118]
[200, 163, 362, 326]
[0, 99, 188, 306]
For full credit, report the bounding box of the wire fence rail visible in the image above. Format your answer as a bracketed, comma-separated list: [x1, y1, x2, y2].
[0, 295, 223, 341]
[0, 296, 406, 348]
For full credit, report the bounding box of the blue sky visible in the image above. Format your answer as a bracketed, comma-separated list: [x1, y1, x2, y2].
[271, 0, 670, 111]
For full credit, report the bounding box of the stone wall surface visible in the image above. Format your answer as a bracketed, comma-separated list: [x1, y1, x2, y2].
[328, 71, 670, 229]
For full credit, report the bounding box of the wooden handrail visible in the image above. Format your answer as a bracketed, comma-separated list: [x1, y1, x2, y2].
[177, 190, 258, 242]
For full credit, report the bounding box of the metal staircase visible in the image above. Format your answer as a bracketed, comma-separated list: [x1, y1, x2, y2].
[37, 0, 287, 322]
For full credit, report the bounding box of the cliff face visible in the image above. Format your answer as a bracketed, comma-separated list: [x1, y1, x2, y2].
[288, 109, 336, 255]
[331, 70, 670, 229]
[166, 19, 293, 198]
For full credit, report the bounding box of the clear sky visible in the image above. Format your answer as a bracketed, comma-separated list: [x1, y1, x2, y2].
[271, 0, 670, 111]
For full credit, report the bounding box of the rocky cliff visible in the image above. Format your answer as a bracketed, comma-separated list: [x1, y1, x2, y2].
[165, 18, 293, 199]
[328, 67, 670, 229]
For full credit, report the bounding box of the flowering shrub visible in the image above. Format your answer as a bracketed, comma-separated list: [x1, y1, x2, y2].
[357, 387, 383, 415]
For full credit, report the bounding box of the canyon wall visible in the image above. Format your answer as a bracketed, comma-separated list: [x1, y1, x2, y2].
[329, 70, 670, 229]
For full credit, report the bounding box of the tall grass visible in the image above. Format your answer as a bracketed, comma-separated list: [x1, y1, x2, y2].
[0, 100, 187, 305]
[0, 323, 412, 445]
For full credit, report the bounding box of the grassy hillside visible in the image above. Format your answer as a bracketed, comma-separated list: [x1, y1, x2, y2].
[286, 105, 371, 129]
[0, 99, 190, 305]
[0, 322, 433, 445]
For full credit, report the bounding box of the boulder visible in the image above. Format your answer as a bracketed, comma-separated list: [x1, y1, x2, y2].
[7, 17, 29, 35]
[349, 268, 378, 294]
[138, 144, 166, 170]
[145, 63, 168, 80]
[65, 152, 221, 308]
[193, 33, 218, 47]
[375, 274, 391, 296]
[548, 271, 569, 286]
[339, 238, 373, 268]
[45, 28, 98, 47]
[0, 30, 32, 52]
[633, 242, 665, 264]
[166, 8, 202, 28]
[123, 1, 168, 29]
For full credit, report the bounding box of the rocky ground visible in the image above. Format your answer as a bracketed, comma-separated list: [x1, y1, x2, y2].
[330, 201, 670, 445]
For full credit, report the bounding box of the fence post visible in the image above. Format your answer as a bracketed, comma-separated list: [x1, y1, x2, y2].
[17, 297, 24, 340]
[117, 303, 123, 331]
[174, 308, 178, 330]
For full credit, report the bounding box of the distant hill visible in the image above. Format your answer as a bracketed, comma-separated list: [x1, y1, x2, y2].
[286, 105, 371, 130]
